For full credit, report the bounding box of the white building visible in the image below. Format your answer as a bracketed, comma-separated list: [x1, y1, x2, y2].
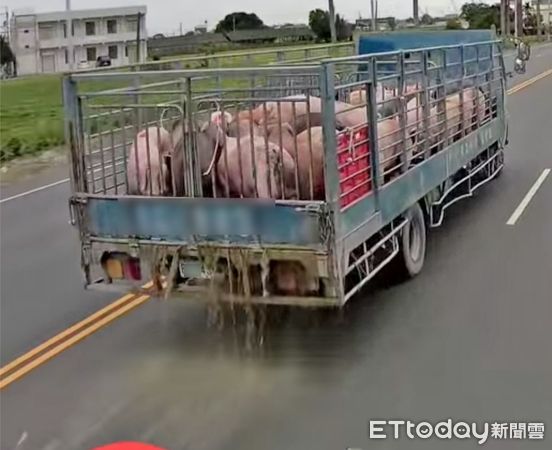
[10, 6, 147, 75]
[531, 0, 552, 28]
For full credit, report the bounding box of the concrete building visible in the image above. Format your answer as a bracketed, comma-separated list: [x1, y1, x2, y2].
[10, 5, 147, 75]
[531, 0, 552, 28]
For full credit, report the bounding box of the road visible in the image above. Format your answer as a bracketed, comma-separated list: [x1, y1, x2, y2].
[0, 46, 551, 450]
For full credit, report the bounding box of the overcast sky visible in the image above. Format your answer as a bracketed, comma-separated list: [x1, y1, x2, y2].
[1, 0, 491, 34]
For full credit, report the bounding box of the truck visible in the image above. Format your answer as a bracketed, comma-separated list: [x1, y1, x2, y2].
[63, 30, 529, 309]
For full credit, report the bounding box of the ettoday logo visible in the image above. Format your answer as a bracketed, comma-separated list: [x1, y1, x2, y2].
[368, 419, 545, 445]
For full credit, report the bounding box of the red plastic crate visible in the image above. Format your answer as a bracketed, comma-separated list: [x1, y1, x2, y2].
[337, 126, 372, 209]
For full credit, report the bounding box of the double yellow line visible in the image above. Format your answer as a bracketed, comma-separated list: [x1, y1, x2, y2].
[507, 68, 552, 95]
[1, 68, 551, 392]
[0, 283, 152, 390]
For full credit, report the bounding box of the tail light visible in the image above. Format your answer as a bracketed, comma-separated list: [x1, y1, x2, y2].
[101, 252, 142, 282]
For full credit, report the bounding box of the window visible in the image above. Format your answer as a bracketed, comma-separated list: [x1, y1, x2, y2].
[85, 21, 95, 36]
[24, 29, 29, 33]
[108, 45, 118, 59]
[25, 44, 29, 49]
[65, 48, 69, 63]
[107, 19, 117, 34]
[125, 45, 128, 57]
[127, 19, 138, 32]
[63, 22, 67, 38]
[86, 47, 97, 61]
[38, 25, 55, 40]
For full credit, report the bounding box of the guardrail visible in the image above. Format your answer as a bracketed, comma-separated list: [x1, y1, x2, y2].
[68, 42, 355, 75]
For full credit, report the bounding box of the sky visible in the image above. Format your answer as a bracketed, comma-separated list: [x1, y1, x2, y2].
[0, 0, 493, 34]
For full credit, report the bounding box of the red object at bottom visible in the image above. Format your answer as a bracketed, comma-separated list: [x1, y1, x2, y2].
[92, 442, 167, 450]
[337, 126, 372, 209]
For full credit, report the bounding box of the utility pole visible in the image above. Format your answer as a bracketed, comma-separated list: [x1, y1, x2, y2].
[536, 0, 542, 38]
[66, 0, 74, 71]
[179, 22, 183, 36]
[413, 0, 419, 26]
[370, 0, 377, 31]
[514, 0, 523, 38]
[328, 0, 337, 43]
[548, 0, 551, 41]
[500, 0, 507, 36]
[136, 12, 142, 63]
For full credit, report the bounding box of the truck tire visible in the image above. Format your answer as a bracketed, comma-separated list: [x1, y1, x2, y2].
[397, 203, 426, 279]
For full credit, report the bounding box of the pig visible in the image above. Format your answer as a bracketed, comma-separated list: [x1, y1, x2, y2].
[376, 117, 404, 177]
[271, 261, 319, 296]
[170, 120, 223, 197]
[127, 126, 173, 196]
[289, 126, 326, 200]
[215, 134, 296, 199]
[250, 95, 363, 128]
[441, 87, 487, 141]
[348, 84, 420, 117]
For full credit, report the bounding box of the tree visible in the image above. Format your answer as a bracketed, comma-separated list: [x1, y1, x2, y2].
[446, 19, 463, 29]
[461, 2, 500, 29]
[215, 12, 265, 33]
[309, 9, 352, 42]
[309, 9, 331, 41]
[421, 13, 434, 25]
[336, 14, 353, 40]
[0, 36, 15, 66]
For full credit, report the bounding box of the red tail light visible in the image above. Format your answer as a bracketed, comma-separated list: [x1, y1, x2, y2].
[124, 257, 142, 281]
[101, 252, 142, 281]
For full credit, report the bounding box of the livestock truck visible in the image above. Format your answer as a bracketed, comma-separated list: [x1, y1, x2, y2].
[63, 31, 529, 308]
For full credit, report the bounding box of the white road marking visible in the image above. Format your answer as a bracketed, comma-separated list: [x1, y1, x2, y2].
[15, 431, 28, 448]
[0, 159, 124, 204]
[506, 168, 551, 226]
[0, 178, 70, 204]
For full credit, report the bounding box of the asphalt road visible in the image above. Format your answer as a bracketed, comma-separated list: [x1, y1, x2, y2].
[0, 46, 551, 450]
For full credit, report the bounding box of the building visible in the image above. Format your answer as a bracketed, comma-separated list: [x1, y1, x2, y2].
[10, 5, 147, 75]
[531, 0, 552, 27]
[194, 23, 208, 34]
[355, 17, 396, 32]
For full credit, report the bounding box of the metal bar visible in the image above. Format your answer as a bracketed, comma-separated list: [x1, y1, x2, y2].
[144, 122, 153, 196]
[235, 105, 245, 198]
[398, 52, 409, 173]
[368, 61, 381, 191]
[262, 103, 273, 198]
[291, 102, 300, 198]
[249, 104, 258, 199]
[110, 120, 118, 194]
[319, 62, 340, 208]
[276, 103, 285, 200]
[119, 109, 129, 192]
[185, 77, 195, 196]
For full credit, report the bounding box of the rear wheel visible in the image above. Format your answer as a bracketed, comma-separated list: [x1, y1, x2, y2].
[396, 203, 426, 279]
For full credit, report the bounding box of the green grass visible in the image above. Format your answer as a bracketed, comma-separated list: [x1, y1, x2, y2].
[0, 75, 65, 162]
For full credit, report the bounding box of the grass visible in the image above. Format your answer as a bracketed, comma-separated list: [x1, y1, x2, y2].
[0, 43, 352, 164]
[0, 75, 65, 162]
